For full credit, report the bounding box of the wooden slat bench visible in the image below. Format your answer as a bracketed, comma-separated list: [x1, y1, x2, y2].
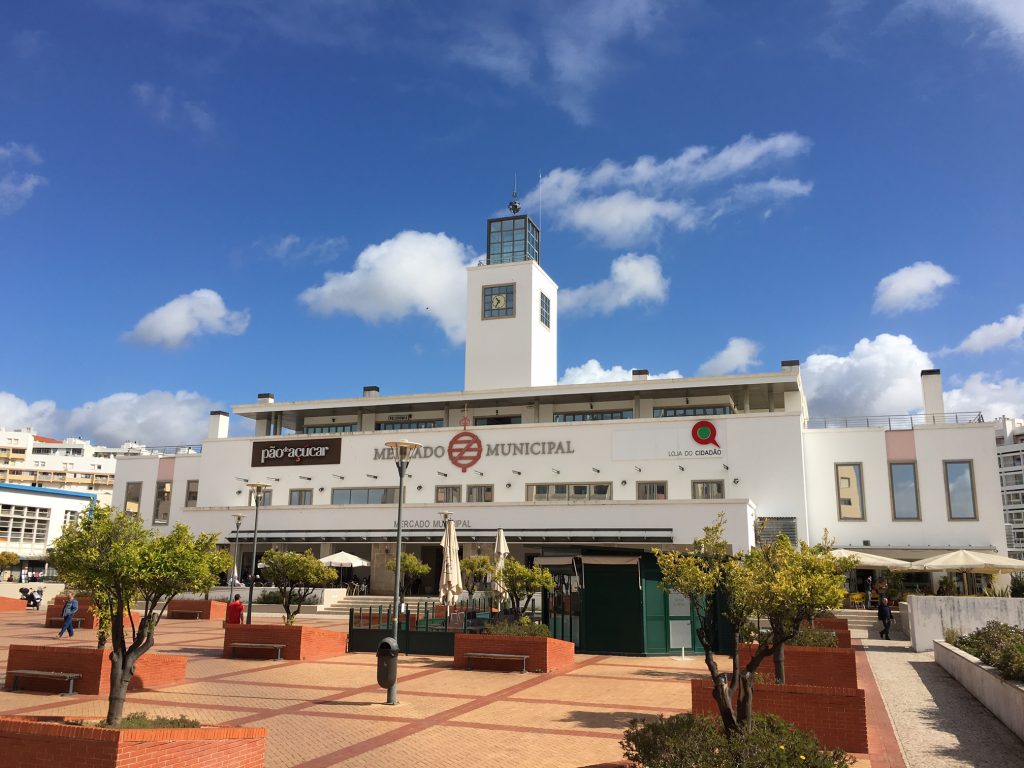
[45, 617, 85, 629]
[229, 642, 286, 661]
[464, 652, 529, 673]
[167, 610, 203, 620]
[8, 669, 82, 696]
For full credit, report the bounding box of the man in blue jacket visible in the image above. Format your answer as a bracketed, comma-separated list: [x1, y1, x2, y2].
[56, 591, 79, 639]
[877, 596, 893, 640]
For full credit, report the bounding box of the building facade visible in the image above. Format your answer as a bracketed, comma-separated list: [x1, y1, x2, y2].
[0, 482, 96, 579]
[110, 208, 1007, 650]
[994, 417, 1024, 560]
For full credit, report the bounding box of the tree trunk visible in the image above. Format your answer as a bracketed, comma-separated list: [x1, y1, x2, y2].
[105, 648, 131, 726]
[712, 674, 740, 734]
[773, 643, 786, 684]
[736, 672, 755, 727]
[96, 628, 107, 650]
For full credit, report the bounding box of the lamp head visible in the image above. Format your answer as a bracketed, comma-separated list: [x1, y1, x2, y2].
[385, 439, 423, 463]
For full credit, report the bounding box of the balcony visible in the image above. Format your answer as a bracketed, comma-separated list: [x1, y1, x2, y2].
[804, 412, 983, 431]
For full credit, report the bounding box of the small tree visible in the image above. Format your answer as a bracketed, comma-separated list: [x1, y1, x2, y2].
[0, 551, 19, 580]
[49, 505, 228, 726]
[460, 555, 492, 599]
[260, 549, 338, 624]
[494, 557, 555, 619]
[386, 552, 430, 600]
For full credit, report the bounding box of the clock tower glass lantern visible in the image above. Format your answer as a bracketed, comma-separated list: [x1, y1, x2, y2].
[486, 214, 541, 265]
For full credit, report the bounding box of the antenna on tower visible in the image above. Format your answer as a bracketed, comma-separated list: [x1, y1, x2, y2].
[508, 174, 521, 214]
[538, 169, 543, 230]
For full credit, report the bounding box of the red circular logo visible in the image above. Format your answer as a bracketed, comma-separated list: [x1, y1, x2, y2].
[691, 420, 720, 448]
[447, 431, 483, 473]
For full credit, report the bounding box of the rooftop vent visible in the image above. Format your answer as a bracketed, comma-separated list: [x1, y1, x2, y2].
[632, 369, 649, 381]
[257, 393, 274, 403]
[781, 360, 800, 369]
[363, 386, 380, 398]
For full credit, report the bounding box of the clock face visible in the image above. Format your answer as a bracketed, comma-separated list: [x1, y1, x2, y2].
[483, 284, 515, 318]
[491, 293, 506, 310]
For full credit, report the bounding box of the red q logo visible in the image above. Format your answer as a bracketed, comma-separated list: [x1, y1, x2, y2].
[691, 420, 720, 448]
[447, 431, 483, 472]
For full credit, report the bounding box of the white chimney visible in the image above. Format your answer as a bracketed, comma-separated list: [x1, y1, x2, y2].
[631, 369, 649, 382]
[207, 410, 230, 440]
[921, 369, 944, 417]
[257, 392, 275, 404]
[363, 386, 380, 398]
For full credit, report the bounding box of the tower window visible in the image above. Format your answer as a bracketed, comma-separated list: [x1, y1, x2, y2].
[483, 284, 515, 318]
[540, 292, 550, 327]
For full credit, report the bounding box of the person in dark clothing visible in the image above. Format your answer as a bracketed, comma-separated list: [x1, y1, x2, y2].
[57, 591, 79, 638]
[864, 575, 873, 609]
[877, 597, 893, 640]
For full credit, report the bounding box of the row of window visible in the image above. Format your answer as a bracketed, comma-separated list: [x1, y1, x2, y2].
[835, 461, 977, 522]
[0, 504, 51, 544]
[1001, 471, 1024, 488]
[999, 454, 1023, 468]
[302, 405, 733, 433]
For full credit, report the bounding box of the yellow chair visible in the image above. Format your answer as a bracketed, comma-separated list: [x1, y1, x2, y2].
[847, 592, 865, 609]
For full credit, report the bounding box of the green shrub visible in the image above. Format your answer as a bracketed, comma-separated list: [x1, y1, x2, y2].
[790, 628, 838, 647]
[622, 713, 852, 768]
[483, 617, 551, 637]
[101, 712, 201, 729]
[255, 591, 284, 604]
[1010, 574, 1024, 599]
[952, 621, 1024, 682]
[942, 627, 961, 645]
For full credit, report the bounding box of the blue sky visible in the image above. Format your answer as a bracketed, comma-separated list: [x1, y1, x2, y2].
[2, 0, 1023, 446]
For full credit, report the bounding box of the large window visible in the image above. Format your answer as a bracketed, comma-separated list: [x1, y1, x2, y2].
[0, 504, 51, 544]
[637, 481, 667, 500]
[467, 485, 493, 503]
[185, 479, 199, 508]
[527, 483, 611, 502]
[375, 420, 444, 431]
[331, 487, 400, 504]
[540, 292, 550, 327]
[692, 480, 724, 500]
[435, 485, 462, 503]
[482, 284, 516, 318]
[288, 488, 313, 506]
[945, 461, 977, 520]
[1002, 471, 1024, 487]
[999, 454, 1022, 468]
[304, 424, 357, 434]
[124, 481, 142, 514]
[153, 481, 172, 525]
[554, 410, 633, 422]
[655, 405, 733, 417]
[835, 464, 865, 520]
[889, 463, 920, 520]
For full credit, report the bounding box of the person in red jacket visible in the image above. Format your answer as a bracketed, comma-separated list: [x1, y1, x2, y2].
[226, 594, 245, 625]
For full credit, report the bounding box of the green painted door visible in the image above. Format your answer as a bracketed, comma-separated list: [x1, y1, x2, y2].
[581, 564, 643, 654]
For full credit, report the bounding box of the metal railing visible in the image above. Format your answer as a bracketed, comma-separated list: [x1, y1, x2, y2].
[803, 412, 983, 431]
[132, 445, 203, 455]
[349, 595, 539, 634]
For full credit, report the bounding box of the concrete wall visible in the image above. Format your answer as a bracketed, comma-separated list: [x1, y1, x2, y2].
[934, 640, 1024, 742]
[907, 595, 1024, 652]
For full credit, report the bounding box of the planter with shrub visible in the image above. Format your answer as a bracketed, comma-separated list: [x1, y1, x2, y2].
[738, 631, 857, 690]
[622, 712, 852, 768]
[4, 645, 188, 695]
[454, 619, 574, 673]
[223, 622, 347, 660]
[0, 714, 265, 768]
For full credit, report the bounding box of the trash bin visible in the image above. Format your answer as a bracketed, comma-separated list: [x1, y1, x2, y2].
[376, 637, 399, 689]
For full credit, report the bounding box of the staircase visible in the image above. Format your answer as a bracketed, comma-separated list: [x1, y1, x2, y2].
[317, 594, 394, 616]
[834, 608, 891, 640]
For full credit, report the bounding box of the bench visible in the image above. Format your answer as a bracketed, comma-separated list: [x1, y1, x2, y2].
[167, 610, 203, 620]
[464, 652, 529, 673]
[45, 617, 85, 629]
[229, 642, 286, 661]
[8, 669, 82, 696]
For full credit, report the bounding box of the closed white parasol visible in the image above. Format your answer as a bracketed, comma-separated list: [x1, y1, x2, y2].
[438, 512, 464, 606]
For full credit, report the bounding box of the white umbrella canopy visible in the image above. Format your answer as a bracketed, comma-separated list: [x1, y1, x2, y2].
[438, 514, 464, 606]
[901, 549, 1024, 574]
[830, 549, 911, 569]
[319, 551, 371, 568]
[492, 528, 510, 602]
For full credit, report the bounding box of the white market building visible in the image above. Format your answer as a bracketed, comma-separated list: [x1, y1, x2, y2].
[111, 208, 1006, 652]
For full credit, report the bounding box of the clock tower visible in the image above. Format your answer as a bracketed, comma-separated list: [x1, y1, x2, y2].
[464, 205, 558, 391]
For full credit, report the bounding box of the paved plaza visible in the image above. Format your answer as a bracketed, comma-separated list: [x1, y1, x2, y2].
[0, 609, 1003, 768]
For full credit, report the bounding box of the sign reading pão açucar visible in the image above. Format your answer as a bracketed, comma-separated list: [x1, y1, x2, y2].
[251, 438, 341, 467]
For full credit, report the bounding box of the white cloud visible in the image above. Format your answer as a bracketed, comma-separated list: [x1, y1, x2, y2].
[519, 134, 812, 247]
[697, 338, 762, 376]
[560, 359, 682, 384]
[0, 141, 46, 215]
[124, 289, 250, 349]
[872, 261, 956, 314]
[560, 254, 669, 315]
[0, 389, 220, 446]
[300, 231, 477, 343]
[132, 82, 216, 136]
[264, 234, 347, 263]
[944, 373, 1024, 419]
[907, 0, 1024, 60]
[953, 305, 1024, 353]
[803, 333, 935, 417]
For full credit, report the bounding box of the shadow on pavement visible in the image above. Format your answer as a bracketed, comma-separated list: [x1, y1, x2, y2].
[562, 709, 653, 730]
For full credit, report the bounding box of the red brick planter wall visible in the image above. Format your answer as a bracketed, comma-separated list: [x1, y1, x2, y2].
[0, 596, 25, 612]
[812, 617, 849, 632]
[0, 717, 265, 768]
[223, 623, 348, 661]
[738, 644, 858, 689]
[165, 599, 227, 621]
[690, 679, 867, 753]
[454, 634, 575, 673]
[4, 645, 188, 696]
[45, 596, 97, 629]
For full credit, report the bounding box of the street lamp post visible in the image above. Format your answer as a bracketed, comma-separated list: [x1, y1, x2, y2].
[244, 482, 271, 625]
[231, 513, 245, 588]
[384, 439, 422, 706]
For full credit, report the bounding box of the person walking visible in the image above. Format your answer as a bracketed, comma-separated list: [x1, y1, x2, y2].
[56, 591, 79, 638]
[877, 596, 893, 640]
[864, 575, 873, 609]
[226, 593, 245, 625]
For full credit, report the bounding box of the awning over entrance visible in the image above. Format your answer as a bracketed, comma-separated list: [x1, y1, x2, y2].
[229, 527, 675, 545]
